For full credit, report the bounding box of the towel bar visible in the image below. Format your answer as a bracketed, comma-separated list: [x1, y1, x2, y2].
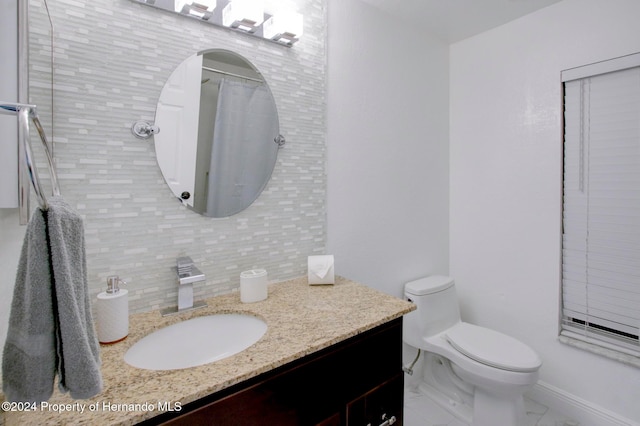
[0, 102, 60, 216]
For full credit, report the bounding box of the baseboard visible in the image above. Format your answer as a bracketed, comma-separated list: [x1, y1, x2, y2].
[527, 381, 639, 426]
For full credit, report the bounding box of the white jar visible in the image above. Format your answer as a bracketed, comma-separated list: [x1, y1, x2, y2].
[240, 269, 268, 303]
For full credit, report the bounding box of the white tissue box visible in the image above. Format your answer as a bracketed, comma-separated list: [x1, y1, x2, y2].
[308, 255, 335, 285]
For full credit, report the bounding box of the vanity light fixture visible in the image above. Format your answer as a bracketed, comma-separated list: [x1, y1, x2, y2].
[132, 0, 303, 47]
[262, 11, 303, 46]
[175, 0, 217, 20]
[222, 0, 264, 33]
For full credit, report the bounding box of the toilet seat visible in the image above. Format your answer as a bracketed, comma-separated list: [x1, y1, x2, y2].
[445, 323, 541, 373]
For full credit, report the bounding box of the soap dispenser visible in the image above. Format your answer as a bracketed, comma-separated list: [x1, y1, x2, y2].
[96, 276, 129, 344]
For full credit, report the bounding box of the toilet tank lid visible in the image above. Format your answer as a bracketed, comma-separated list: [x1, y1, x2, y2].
[405, 275, 454, 295]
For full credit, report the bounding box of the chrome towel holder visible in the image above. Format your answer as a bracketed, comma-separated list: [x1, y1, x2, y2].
[0, 102, 60, 216]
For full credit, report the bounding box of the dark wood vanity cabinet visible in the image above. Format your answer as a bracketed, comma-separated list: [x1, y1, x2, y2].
[143, 317, 404, 426]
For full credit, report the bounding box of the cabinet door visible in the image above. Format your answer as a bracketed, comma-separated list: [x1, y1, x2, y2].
[346, 374, 403, 426]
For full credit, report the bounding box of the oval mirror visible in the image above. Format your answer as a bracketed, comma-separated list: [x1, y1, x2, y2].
[154, 49, 282, 218]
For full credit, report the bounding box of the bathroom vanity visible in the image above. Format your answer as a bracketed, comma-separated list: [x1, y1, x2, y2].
[148, 317, 403, 426]
[2, 276, 414, 426]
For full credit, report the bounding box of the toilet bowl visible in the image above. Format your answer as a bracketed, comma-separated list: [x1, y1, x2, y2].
[403, 276, 542, 426]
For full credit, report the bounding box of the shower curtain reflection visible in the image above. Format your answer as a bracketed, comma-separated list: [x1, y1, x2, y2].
[195, 78, 279, 217]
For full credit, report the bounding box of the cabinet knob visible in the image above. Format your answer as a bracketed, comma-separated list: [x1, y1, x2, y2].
[378, 414, 396, 426]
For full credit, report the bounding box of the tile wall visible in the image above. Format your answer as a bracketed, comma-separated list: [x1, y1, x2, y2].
[28, 0, 326, 313]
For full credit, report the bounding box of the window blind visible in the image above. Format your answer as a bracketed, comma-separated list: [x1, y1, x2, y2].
[561, 53, 640, 356]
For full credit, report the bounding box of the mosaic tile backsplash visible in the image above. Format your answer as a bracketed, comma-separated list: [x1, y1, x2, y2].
[28, 0, 326, 313]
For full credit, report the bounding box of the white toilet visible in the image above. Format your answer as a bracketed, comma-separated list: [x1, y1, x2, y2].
[403, 276, 542, 426]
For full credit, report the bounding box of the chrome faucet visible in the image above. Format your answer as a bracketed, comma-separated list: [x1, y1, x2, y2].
[177, 266, 204, 310]
[160, 256, 207, 316]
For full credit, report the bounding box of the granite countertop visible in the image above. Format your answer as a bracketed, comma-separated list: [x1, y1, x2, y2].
[2, 276, 414, 425]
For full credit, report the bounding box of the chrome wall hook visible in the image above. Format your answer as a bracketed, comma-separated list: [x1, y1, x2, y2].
[131, 120, 160, 139]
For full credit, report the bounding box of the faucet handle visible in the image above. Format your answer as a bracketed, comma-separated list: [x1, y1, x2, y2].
[178, 266, 205, 285]
[177, 256, 194, 274]
[177, 256, 194, 266]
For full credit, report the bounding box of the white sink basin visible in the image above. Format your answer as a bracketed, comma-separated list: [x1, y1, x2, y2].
[124, 314, 267, 370]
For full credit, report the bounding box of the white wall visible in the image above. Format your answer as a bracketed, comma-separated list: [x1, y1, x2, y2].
[0, 2, 23, 390]
[327, 0, 450, 298]
[0, 0, 18, 208]
[450, 0, 640, 422]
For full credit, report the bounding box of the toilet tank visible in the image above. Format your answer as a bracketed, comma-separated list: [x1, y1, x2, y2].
[403, 276, 461, 350]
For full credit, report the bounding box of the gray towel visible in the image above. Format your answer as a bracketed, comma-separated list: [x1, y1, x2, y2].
[2, 204, 56, 402]
[2, 196, 102, 402]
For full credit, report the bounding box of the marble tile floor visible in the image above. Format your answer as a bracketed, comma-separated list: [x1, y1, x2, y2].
[404, 386, 578, 426]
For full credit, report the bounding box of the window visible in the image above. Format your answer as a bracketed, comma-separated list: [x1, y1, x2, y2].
[561, 52, 640, 358]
